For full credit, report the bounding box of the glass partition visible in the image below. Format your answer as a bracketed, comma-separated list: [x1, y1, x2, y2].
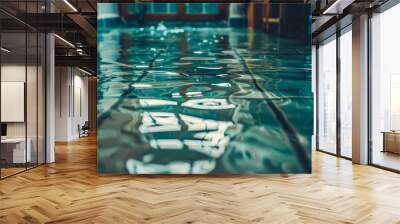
[0, 1, 46, 179]
[1, 31, 28, 177]
[27, 30, 38, 169]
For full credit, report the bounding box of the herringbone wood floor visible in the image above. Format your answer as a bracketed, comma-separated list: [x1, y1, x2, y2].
[1, 135, 400, 224]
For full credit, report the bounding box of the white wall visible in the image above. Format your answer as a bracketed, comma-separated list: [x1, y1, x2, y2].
[55, 66, 69, 141]
[1, 65, 26, 139]
[55, 67, 89, 141]
[1, 82, 25, 122]
[72, 73, 89, 138]
[1, 64, 26, 81]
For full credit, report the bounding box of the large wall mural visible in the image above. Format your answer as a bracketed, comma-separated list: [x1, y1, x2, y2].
[97, 3, 313, 174]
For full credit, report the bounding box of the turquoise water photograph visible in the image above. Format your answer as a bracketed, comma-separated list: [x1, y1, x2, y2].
[97, 3, 313, 174]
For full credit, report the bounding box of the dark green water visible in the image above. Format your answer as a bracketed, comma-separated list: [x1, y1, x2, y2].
[97, 24, 313, 174]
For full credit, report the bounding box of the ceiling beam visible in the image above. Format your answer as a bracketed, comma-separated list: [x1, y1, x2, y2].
[55, 55, 96, 73]
[67, 13, 97, 46]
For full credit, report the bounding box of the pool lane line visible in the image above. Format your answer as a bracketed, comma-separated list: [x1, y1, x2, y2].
[232, 48, 311, 173]
[97, 49, 165, 127]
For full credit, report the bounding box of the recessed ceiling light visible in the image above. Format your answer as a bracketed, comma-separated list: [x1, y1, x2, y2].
[1, 47, 11, 53]
[63, 0, 78, 12]
[322, 0, 353, 15]
[54, 34, 75, 48]
[78, 67, 93, 76]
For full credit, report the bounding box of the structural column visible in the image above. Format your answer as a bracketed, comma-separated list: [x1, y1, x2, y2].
[46, 33, 55, 163]
[46, 0, 56, 163]
[352, 14, 369, 164]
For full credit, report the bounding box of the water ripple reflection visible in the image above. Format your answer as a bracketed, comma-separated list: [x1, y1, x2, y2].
[98, 25, 312, 174]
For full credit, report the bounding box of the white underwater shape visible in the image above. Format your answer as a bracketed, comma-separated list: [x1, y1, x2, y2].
[131, 83, 152, 88]
[139, 99, 177, 107]
[197, 66, 223, 70]
[182, 98, 236, 110]
[126, 158, 216, 174]
[149, 139, 184, 150]
[181, 57, 216, 61]
[212, 83, 231, 87]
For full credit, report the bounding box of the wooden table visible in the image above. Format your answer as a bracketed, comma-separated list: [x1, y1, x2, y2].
[382, 131, 400, 154]
[1, 138, 31, 164]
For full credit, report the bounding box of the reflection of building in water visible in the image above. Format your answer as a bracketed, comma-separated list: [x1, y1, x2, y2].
[126, 158, 216, 174]
[98, 3, 310, 42]
[139, 112, 235, 157]
[122, 94, 247, 174]
[130, 109, 237, 174]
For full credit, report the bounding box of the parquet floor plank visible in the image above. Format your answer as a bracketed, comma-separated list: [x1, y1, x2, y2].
[1, 135, 399, 223]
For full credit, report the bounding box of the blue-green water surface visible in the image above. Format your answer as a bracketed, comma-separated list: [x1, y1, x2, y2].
[97, 24, 313, 174]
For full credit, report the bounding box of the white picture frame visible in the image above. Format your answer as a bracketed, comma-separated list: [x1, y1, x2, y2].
[1, 81, 25, 122]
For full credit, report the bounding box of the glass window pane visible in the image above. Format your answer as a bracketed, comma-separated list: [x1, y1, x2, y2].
[127, 4, 139, 14]
[318, 37, 337, 154]
[185, 3, 220, 14]
[1, 31, 28, 177]
[152, 3, 167, 13]
[204, 4, 219, 14]
[149, 3, 177, 14]
[186, 3, 203, 14]
[169, 3, 178, 13]
[371, 4, 400, 171]
[340, 29, 352, 158]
